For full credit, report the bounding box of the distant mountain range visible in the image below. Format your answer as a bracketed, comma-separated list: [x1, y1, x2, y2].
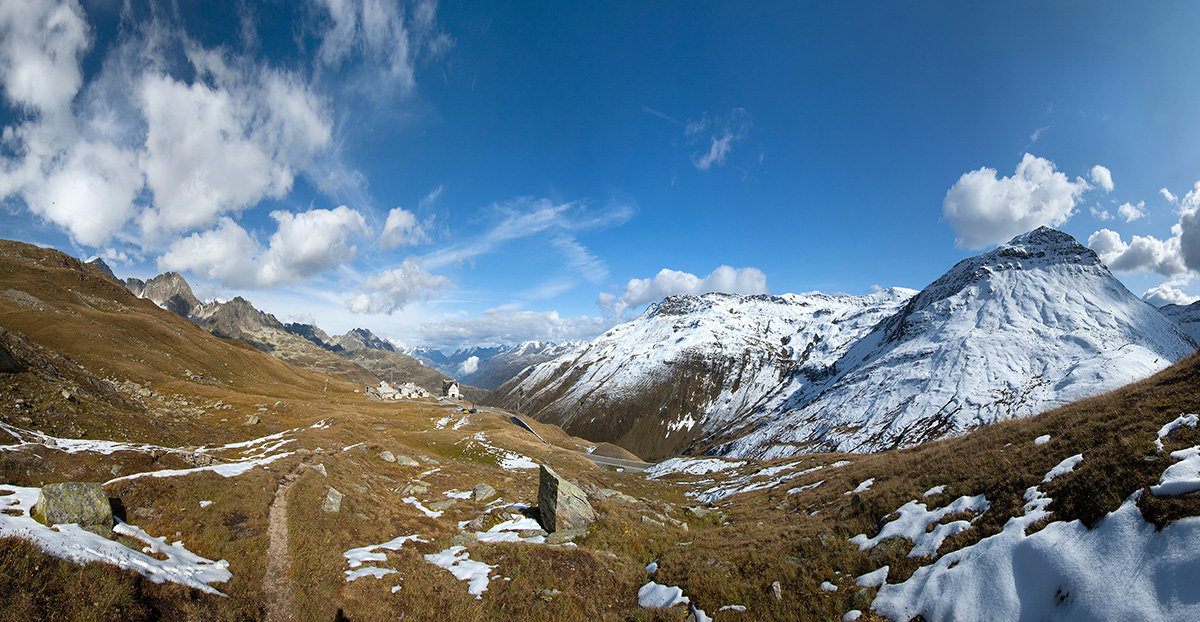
[88, 261, 487, 402]
[489, 227, 1199, 460]
[403, 341, 585, 391]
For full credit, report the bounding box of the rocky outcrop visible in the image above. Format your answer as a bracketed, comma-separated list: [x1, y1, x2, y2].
[33, 482, 114, 536]
[537, 465, 596, 533]
[140, 272, 202, 318]
[0, 339, 21, 373]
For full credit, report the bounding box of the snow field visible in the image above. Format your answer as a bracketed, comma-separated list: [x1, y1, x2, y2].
[650, 458, 849, 504]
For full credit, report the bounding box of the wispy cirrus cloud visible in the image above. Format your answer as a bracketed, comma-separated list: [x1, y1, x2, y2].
[421, 196, 633, 279]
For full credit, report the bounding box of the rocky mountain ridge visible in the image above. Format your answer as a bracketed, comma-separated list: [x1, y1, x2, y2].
[492, 227, 1198, 460]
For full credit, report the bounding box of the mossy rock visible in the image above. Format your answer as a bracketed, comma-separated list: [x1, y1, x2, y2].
[33, 482, 114, 536]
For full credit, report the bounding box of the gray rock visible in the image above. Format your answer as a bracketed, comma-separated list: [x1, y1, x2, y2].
[534, 588, 561, 601]
[451, 532, 478, 546]
[322, 487, 343, 513]
[379, 451, 396, 463]
[546, 527, 587, 545]
[396, 484, 427, 496]
[685, 506, 710, 519]
[466, 515, 492, 532]
[598, 488, 638, 504]
[868, 536, 911, 563]
[471, 483, 496, 503]
[393, 455, 420, 467]
[33, 482, 113, 536]
[770, 580, 783, 600]
[537, 465, 597, 533]
[303, 463, 327, 477]
[244, 415, 260, 426]
[428, 499, 457, 511]
[641, 516, 665, 529]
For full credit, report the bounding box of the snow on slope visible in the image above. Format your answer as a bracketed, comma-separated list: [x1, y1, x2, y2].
[494, 289, 916, 458]
[1158, 301, 1200, 344]
[721, 227, 1197, 458]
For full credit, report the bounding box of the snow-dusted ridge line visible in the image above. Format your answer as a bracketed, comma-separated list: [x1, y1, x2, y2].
[721, 227, 1197, 458]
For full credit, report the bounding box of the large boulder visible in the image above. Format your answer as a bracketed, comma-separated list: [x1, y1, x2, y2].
[537, 465, 596, 533]
[33, 483, 114, 536]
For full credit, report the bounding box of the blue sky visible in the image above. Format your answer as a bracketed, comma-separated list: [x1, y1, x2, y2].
[4, 1, 1200, 350]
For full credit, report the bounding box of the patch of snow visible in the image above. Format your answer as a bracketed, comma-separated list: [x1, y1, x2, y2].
[0, 487, 232, 595]
[923, 485, 946, 497]
[1151, 445, 1200, 496]
[646, 457, 745, 478]
[856, 565, 889, 587]
[849, 495, 990, 559]
[106, 451, 293, 484]
[1042, 454, 1083, 483]
[199, 501, 213, 508]
[646, 560, 658, 574]
[402, 497, 443, 519]
[498, 453, 538, 470]
[842, 611, 862, 622]
[443, 490, 473, 500]
[821, 581, 838, 591]
[1156, 413, 1199, 451]
[475, 517, 546, 544]
[845, 478, 875, 495]
[788, 480, 824, 495]
[1034, 434, 1051, 445]
[344, 567, 398, 581]
[424, 546, 494, 598]
[719, 604, 747, 612]
[344, 535, 427, 569]
[638, 581, 689, 608]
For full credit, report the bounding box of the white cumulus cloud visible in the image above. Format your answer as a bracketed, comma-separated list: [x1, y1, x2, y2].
[1087, 228, 1187, 278]
[160, 206, 368, 288]
[346, 258, 451, 314]
[1143, 284, 1199, 308]
[380, 206, 431, 248]
[1090, 165, 1114, 193]
[458, 355, 479, 375]
[1090, 206, 1112, 221]
[944, 153, 1096, 249]
[599, 265, 769, 315]
[1117, 201, 1146, 223]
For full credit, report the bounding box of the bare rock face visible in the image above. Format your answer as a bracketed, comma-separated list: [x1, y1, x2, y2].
[0, 340, 20, 373]
[33, 482, 113, 536]
[537, 465, 596, 533]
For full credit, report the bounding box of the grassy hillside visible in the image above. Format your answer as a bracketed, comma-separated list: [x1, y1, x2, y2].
[1, 239, 1199, 620]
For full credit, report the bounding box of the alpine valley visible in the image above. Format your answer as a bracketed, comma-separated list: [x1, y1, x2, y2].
[4, 229, 1200, 621]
